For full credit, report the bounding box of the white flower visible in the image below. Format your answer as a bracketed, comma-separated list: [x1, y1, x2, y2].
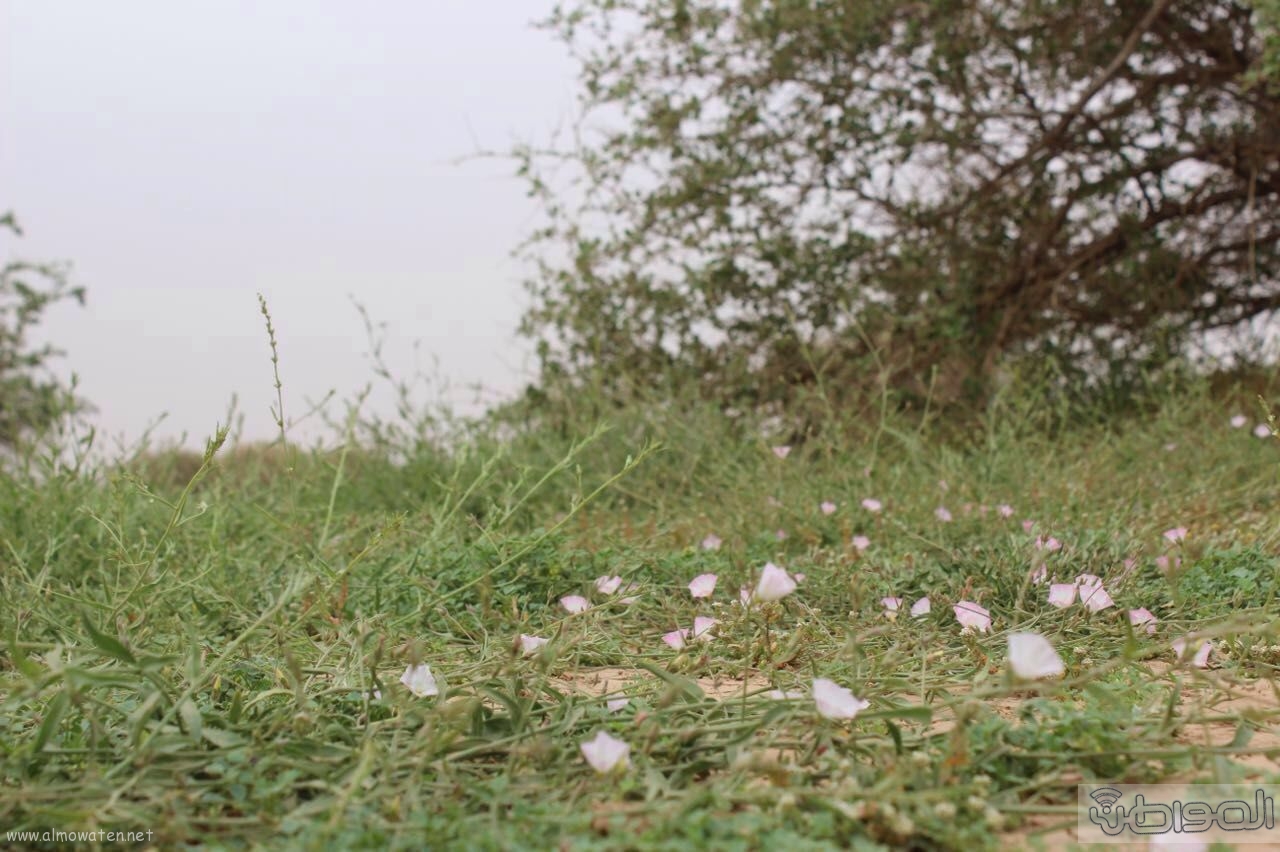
[1007, 633, 1065, 680]
[812, 678, 870, 720]
[519, 634, 548, 656]
[399, 663, 438, 698]
[688, 573, 718, 599]
[580, 731, 630, 773]
[767, 689, 806, 700]
[753, 562, 797, 602]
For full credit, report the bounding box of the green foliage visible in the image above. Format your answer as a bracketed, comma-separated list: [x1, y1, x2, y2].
[2, 368, 1278, 848]
[0, 212, 88, 445]
[515, 0, 1280, 412]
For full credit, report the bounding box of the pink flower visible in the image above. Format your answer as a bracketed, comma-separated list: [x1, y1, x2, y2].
[561, 595, 591, 614]
[775, 529, 787, 541]
[1254, 423, 1273, 439]
[399, 663, 439, 698]
[954, 601, 991, 634]
[910, 597, 931, 617]
[754, 562, 797, 602]
[1022, 520, 1036, 533]
[688, 573, 718, 599]
[692, 616, 718, 641]
[861, 498, 883, 513]
[1230, 414, 1247, 428]
[772, 445, 792, 459]
[998, 504, 1014, 518]
[700, 534, 722, 551]
[881, 597, 902, 613]
[935, 506, 953, 523]
[1035, 536, 1062, 552]
[1080, 584, 1114, 613]
[1173, 637, 1211, 668]
[793, 572, 806, 583]
[851, 535, 871, 551]
[1074, 573, 1103, 588]
[1128, 608, 1158, 634]
[1030, 564, 1048, 585]
[580, 731, 629, 773]
[1047, 584, 1076, 608]
[812, 678, 870, 720]
[606, 695, 630, 713]
[662, 629, 687, 650]
[1163, 527, 1187, 543]
[595, 575, 623, 595]
[1007, 632, 1065, 680]
[519, 635, 548, 656]
[820, 501, 838, 515]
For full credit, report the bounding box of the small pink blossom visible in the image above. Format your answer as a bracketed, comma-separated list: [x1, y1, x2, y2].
[861, 498, 883, 513]
[775, 529, 788, 541]
[1128, 608, 1158, 634]
[595, 575, 623, 595]
[1022, 520, 1036, 533]
[1030, 564, 1048, 585]
[1173, 637, 1211, 668]
[820, 501, 838, 515]
[688, 573, 718, 599]
[1047, 584, 1076, 608]
[1035, 536, 1062, 552]
[954, 601, 991, 634]
[881, 597, 902, 613]
[700, 534, 722, 551]
[753, 562, 797, 602]
[772, 445, 792, 459]
[606, 695, 630, 713]
[561, 595, 591, 614]
[910, 597, 931, 617]
[998, 504, 1014, 518]
[519, 635, 548, 656]
[1007, 632, 1065, 680]
[580, 731, 629, 773]
[812, 678, 870, 720]
[851, 535, 871, 551]
[1080, 584, 1114, 613]
[1254, 423, 1272, 439]
[1163, 527, 1187, 543]
[935, 506, 953, 523]
[793, 572, 806, 583]
[1230, 414, 1247, 428]
[662, 629, 687, 650]
[692, 616, 718, 641]
[1074, 573, 1103, 588]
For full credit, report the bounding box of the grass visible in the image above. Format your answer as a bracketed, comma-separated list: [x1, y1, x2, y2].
[1, 364, 1278, 850]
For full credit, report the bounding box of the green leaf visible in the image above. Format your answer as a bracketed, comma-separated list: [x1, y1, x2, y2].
[33, 690, 69, 753]
[80, 614, 136, 665]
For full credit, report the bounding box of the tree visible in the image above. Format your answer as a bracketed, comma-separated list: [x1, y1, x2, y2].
[515, 0, 1280, 410]
[0, 213, 88, 445]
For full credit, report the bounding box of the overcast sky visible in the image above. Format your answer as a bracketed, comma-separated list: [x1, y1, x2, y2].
[2, 1, 574, 449]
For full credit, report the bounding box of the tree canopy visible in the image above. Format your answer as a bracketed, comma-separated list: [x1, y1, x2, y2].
[515, 0, 1280, 410]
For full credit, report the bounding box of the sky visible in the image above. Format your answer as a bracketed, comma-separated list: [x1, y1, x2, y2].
[1, 1, 575, 449]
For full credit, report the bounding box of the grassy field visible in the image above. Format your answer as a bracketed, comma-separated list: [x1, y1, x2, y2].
[1, 371, 1278, 850]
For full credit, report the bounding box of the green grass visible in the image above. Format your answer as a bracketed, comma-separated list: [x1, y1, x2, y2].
[1, 373, 1278, 850]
